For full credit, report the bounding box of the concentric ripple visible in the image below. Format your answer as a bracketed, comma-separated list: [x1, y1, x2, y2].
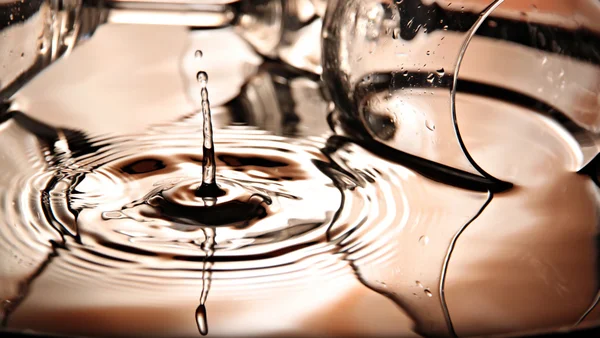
[2, 113, 457, 337]
[2, 100, 597, 338]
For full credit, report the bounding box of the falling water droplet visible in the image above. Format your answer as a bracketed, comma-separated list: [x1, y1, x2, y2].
[195, 50, 203, 59]
[424, 289, 433, 297]
[426, 73, 435, 83]
[419, 235, 430, 245]
[195, 304, 208, 336]
[197, 71, 208, 84]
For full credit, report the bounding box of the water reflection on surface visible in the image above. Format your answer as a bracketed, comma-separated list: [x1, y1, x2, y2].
[0, 21, 599, 338]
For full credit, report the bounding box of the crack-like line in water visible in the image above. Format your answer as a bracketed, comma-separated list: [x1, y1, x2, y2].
[326, 217, 420, 331]
[575, 289, 600, 327]
[1, 241, 62, 327]
[317, 147, 421, 329]
[324, 170, 349, 243]
[439, 190, 493, 338]
[3, 172, 80, 325]
[450, 0, 504, 182]
[3, 149, 85, 325]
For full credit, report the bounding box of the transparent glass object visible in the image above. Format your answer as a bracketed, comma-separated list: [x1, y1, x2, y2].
[323, 0, 600, 176]
[322, 0, 600, 337]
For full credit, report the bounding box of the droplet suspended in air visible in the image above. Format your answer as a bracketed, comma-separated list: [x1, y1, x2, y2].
[197, 71, 209, 85]
[195, 50, 203, 59]
[195, 304, 208, 335]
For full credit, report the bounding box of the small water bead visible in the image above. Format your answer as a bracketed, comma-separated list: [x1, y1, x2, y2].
[426, 73, 435, 83]
[197, 71, 209, 85]
[416, 281, 423, 288]
[418, 235, 430, 245]
[424, 289, 433, 297]
[38, 40, 48, 53]
[425, 120, 435, 132]
[376, 280, 388, 288]
[195, 50, 203, 59]
[195, 304, 208, 336]
[436, 68, 445, 76]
